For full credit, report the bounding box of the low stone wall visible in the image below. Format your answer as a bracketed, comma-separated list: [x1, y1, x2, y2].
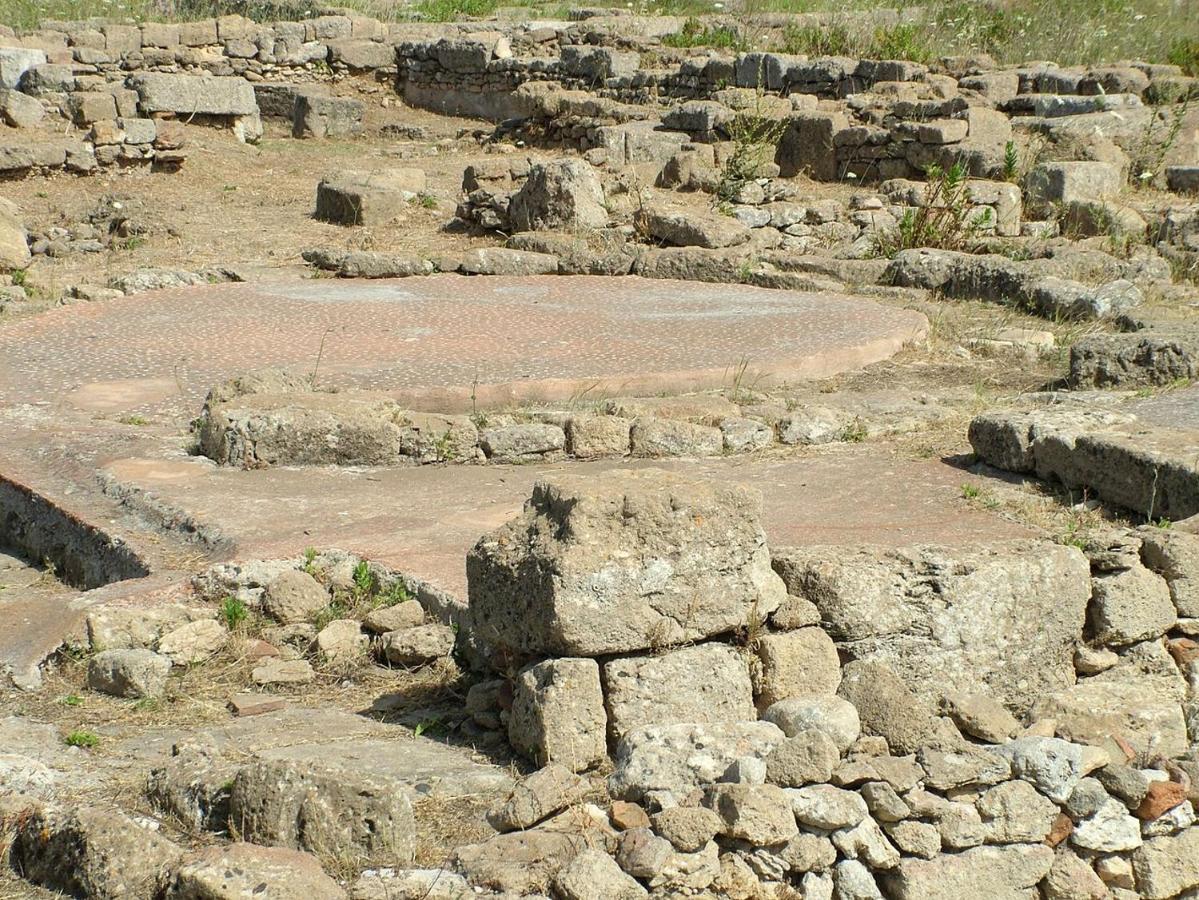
[450, 470, 1199, 898]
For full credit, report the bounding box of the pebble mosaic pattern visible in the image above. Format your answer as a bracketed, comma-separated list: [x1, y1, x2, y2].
[0, 275, 927, 414]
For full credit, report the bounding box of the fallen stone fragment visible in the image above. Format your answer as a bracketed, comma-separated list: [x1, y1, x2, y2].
[377, 624, 454, 666]
[251, 658, 314, 685]
[487, 764, 589, 832]
[609, 721, 786, 803]
[87, 648, 171, 698]
[554, 847, 648, 900]
[9, 803, 183, 899]
[941, 691, 1020, 743]
[262, 570, 329, 625]
[228, 693, 287, 718]
[171, 843, 346, 899]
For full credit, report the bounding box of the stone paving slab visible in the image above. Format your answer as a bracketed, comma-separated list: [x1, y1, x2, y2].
[1131, 384, 1199, 430]
[0, 275, 928, 416]
[970, 387, 1199, 520]
[101, 448, 1032, 602]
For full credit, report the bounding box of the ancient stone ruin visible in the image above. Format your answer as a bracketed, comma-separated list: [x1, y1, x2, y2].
[0, 0, 1198, 898]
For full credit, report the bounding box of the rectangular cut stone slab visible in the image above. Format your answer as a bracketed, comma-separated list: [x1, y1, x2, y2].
[970, 405, 1199, 520]
[130, 73, 257, 116]
[772, 540, 1091, 711]
[886, 844, 1055, 900]
[466, 469, 786, 657]
[602, 642, 755, 740]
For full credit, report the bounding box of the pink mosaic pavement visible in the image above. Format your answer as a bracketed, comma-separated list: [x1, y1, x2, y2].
[0, 275, 928, 415]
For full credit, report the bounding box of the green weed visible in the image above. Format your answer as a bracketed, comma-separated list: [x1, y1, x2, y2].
[64, 730, 100, 749]
[663, 17, 743, 50]
[219, 595, 248, 630]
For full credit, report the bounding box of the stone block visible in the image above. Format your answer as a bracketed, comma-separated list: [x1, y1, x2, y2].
[508, 657, 607, 772]
[1025, 161, 1122, 217]
[314, 170, 425, 226]
[467, 470, 785, 657]
[603, 642, 755, 739]
[753, 626, 841, 707]
[0, 47, 46, 89]
[130, 73, 256, 116]
[293, 93, 365, 138]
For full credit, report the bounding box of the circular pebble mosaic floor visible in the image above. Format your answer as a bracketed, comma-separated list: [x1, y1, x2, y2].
[0, 275, 928, 414]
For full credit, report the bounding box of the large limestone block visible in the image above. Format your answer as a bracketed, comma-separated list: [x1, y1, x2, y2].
[199, 392, 408, 468]
[229, 757, 416, 863]
[0, 196, 30, 271]
[315, 169, 426, 226]
[1132, 826, 1199, 899]
[10, 804, 183, 899]
[171, 844, 346, 899]
[508, 158, 608, 232]
[0, 47, 46, 89]
[1030, 676, 1188, 758]
[467, 470, 786, 657]
[773, 541, 1091, 711]
[603, 642, 755, 739]
[1142, 529, 1199, 617]
[130, 73, 257, 116]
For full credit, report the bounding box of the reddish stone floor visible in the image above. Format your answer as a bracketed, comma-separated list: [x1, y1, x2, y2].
[0, 275, 928, 415]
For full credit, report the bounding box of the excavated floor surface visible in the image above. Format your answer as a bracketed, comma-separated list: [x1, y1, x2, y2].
[0, 275, 929, 414]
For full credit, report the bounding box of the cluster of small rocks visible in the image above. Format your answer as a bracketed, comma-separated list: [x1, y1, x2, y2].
[196, 549, 455, 679]
[81, 548, 452, 703]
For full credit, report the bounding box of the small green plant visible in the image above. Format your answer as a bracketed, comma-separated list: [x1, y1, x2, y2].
[351, 559, 377, 600]
[119, 236, 146, 251]
[1168, 38, 1199, 76]
[715, 76, 790, 206]
[64, 730, 99, 749]
[60, 694, 83, 707]
[663, 17, 742, 50]
[961, 483, 982, 500]
[840, 419, 868, 443]
[312, 598, 349, 631]
[379, 579, 413, 608]
[302, 546, 320, 576]
[1131, 93, 1192, 186]
[409, 193, 439, 210]
[413, 717, 446, 738]
[871, 24, 933, 63]
[11, 269, 27, 287]
[432, 431, 459, 463]
[411, 0, 501, 20]
[133, 696, 160, 712]
[782, 22, 853, 57]
[118, 414, 148, 426]
[1002, 141, 1019, 183]
[876, 161, 986, 255]
[1151, 517, 1173, 529]
[219, 595, 248, 631]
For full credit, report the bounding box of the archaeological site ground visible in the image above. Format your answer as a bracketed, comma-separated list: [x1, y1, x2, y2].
[0, 0, 1198, 896]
